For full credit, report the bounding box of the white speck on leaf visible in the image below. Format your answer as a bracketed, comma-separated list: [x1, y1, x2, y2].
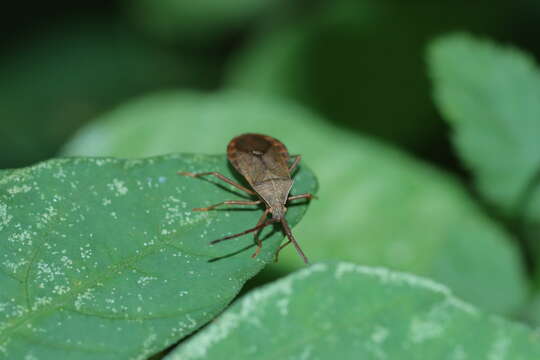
[74, 288, 96, 310]
[31, 297, 52, 311]
[450, 345, 467, 360]
[130, 330, 158, 360]
[488, 326, 510, 360]
[137, 276, 157, 287]
[409, 298, 456, 343]
[8, 230, 33, 246]
[24, 352, 38, 360]
[276, 298, 289, 316]
[294, 346, 313, 360]
[39, 206, 58, 226]
[0, 202, 13, 231]
[52, 285, 70, 295]
[108, 178, 128, 196]
[7, 184, 32, 195]
[371, 326, 389, 344]
[80, 244, 92, 260]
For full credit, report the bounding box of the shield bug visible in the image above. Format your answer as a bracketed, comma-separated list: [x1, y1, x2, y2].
[179, 133, 315, 264]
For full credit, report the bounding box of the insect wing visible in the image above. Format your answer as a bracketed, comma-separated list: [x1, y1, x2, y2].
[227, 134, 290, 186]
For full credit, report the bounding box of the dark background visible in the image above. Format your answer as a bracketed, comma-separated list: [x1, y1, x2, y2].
[2, 0, 539, 173]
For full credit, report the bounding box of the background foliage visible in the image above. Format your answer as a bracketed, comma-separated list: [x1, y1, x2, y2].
[2, 0, 540, 359]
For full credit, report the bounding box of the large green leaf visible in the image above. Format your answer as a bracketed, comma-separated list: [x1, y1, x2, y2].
[167, 262, 540, 360]
[0, 154, 316, 359]
[428, 33, 540, 216]
[62, 90, 528, 314]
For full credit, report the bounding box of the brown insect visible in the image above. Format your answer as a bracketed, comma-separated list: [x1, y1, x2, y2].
[178, 133, 315, 264]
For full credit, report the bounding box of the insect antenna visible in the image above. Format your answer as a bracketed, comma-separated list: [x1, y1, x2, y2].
[280, 218, 309, 264]
[210, 220, 276, 245]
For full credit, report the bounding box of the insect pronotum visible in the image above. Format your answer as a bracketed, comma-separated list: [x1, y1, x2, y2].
[179, 133, 315, 264]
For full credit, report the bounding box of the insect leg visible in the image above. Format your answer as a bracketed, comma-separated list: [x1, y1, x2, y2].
[193, 200, 261, 212]
[287, 193, 317, 201]
[251, 208, 271, 259]
[274, 239, 291, 263]
[210, 219, 276, 245]
[288, 155, 302, 173]
[280, 219, 309, 264]
[178, 171, 256, 195]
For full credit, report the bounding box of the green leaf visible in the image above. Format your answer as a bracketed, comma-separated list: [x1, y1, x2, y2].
[167, 262, 540, 360]
[0, 154, 316, 359]
[519, 291, 540, 327]
[428, 33, 540, 216]
[523, 182, 540, 283]
[62, 90, 528, 314]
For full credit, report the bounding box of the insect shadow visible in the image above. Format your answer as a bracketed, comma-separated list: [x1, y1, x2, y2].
[206, 204, 310, 263]
[207, 223, 280, 262]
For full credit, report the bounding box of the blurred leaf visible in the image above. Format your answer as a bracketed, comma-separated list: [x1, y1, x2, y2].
[0, 18, 216, 169]
[519, 291, 540, 327]
[63, 90, 528, 314]
[428, 33, 540, 288]
[428, 33, 540, 217]
[226, 0, 520, 156]
[0, 154, 316, 359]
[167, 262, 540, 360]
[125, 0, 276, 44]
[524, 182, 540, 284]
